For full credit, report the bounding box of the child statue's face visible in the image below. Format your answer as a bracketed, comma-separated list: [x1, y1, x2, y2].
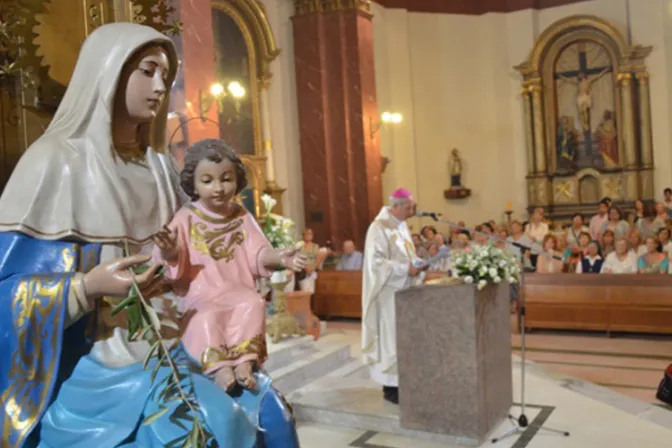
[117, 46, 170, 123]
[194, 158, 238, 213]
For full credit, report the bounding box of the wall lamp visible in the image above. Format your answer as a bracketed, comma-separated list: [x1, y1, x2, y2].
[199, 80, 246, 122]
[370, 111, 403, 139]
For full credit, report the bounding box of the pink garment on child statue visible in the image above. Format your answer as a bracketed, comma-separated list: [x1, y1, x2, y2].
[153, 201, 272, 374]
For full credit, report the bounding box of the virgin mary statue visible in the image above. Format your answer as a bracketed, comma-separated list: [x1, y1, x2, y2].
[0, 23, 298, 448]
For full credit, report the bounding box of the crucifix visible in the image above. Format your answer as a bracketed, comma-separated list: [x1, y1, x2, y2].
[555, 43, 612, 151]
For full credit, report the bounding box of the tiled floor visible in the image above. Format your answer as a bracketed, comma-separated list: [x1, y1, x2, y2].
[325, 317, 672, 404]
[292, 319, 672, 448]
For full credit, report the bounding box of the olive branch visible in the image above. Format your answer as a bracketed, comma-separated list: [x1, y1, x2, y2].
[110, 243, 213, 447]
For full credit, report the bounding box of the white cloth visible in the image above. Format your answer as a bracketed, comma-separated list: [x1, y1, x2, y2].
[361, 207, 424, 387]
[0, 23, 180, 244]
[601, 251, 637, 274]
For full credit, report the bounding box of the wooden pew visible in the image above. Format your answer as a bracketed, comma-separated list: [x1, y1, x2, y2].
[314, 271, 362, 319]
[522, 273, 672, 335]
[313, 270, 447, 319]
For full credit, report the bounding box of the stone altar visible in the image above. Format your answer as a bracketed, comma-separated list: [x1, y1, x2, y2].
[395, 283, 513, 445]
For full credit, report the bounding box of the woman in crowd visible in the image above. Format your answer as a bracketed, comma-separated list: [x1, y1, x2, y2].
[536, 234, 563, 273]
[295, 228, 328, 293]
[565, 213, 589, 248]
[650, 203, 669, 236]
[638, 236, 669, 274]
[658, 227, 672, 255]
[628, 231, 647, 257]
[563, 231, 591, 272]
[576, 240, 603, 273]
[601, 206, 630, 239]
[601, 229, 616, 258]
[601, 237, 637, 274]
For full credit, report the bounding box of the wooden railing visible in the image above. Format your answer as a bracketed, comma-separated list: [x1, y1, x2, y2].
[313, 270, 446, 319]
[522, 273, 672, 335]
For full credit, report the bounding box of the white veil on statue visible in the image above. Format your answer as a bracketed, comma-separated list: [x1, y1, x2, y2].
[0, 23, 181, 244]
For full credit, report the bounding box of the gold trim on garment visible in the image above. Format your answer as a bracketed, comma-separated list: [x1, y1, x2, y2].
[187, 207, 246, 262]
[1, 276, 68, 447]
[201, 333, 268, 371]
[0, 222, 164, 245]
[185, 203, 245, 224]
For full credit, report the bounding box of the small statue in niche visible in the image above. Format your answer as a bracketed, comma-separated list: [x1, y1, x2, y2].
[444, 148, 472, 200]
[449, 148, 463, 188]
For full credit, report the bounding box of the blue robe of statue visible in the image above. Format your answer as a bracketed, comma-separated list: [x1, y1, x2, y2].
[0, 232, 300, 448]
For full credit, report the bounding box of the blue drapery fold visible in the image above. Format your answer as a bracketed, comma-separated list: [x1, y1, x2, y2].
[0, 232, 98, 448]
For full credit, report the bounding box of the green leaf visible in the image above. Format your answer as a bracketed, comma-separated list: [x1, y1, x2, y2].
[190, 426, 200, 446]
[110, 295, 136, 316]
[142, 406, 171, 425]
[143, 340, 160, 370]
[165, 436, 188, 448]
[140, 325, 154, 341]
[151, 350, 166, 384]
[168, 411, 189, 431]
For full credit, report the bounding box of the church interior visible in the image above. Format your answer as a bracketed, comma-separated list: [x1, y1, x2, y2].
[3, 0, 672, 447]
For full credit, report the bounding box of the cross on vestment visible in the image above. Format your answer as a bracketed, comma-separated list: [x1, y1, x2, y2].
[554, 43, 612, 155]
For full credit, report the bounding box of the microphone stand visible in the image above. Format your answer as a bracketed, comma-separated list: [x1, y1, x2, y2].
[425, 215, 570, 443]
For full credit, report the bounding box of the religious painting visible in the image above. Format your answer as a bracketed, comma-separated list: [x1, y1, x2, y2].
[517, 15, 654, 224]
[212, 9, 255, 155]
[554, 40, 617, 173]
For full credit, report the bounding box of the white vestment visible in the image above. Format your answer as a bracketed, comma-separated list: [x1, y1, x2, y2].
[361, 207, 424, 386]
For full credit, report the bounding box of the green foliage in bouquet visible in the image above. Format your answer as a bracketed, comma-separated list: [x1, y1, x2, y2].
[261, 194, 296, 249]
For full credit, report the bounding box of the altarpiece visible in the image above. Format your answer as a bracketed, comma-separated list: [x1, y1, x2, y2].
[516, 15, 654, 223]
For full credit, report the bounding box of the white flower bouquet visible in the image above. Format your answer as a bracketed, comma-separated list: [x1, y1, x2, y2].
[452, 244, 521, 290]
[261, 194, 296, 249]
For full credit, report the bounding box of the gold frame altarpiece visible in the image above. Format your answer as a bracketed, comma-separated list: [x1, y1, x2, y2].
[515, 15, 653, 223]
[211, 0, 282, 217]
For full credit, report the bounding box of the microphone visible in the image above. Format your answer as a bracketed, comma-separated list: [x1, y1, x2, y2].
[415, 211, 442, 221]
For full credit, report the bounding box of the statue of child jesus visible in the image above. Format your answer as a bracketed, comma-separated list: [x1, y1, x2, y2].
[152, 138, 306, 392]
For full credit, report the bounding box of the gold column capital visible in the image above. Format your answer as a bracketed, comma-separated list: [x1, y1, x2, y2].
[617, 72, 633, 84]
[635, 72, 649, 84]
[294, 0, 372, 16]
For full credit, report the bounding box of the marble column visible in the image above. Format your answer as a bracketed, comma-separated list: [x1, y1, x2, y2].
[292, 1, 382, 250]
[636, 72, 653, 169]
[521, 86, 535, 175]
[618, 72, 637, 168]
[530, 83, 546, 174]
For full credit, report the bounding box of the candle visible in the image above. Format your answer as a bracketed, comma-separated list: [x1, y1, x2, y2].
[506, 201, 512, 211]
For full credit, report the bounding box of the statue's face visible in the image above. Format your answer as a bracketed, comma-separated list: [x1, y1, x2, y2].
[117, 45, 170, 123]
[194, 157, 238, 213]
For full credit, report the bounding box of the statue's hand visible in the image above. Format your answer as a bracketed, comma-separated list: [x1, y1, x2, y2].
[83, 254, 163, 300]
[152, 225, 179, 263]
[279, 248, 307, 272]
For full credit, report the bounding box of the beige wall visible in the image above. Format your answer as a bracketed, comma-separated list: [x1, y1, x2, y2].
[263, 0, 672, 234]
[373, 0, 672, 234]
